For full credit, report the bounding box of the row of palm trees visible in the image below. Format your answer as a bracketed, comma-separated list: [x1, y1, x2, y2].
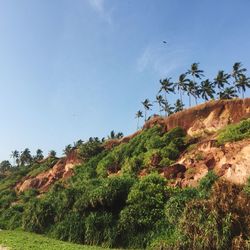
[10, 149, 57, 167]
[135, 62, 250, 129]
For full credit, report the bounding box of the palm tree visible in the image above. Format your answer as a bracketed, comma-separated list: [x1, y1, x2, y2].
[174, 99, 184, 113]
[175, 74, 190, 102]
[49, 150, 57, 157]
[74, 140, 84, 147]
[159, 77, 174, 102]
[155, 95, 165, 115]
[232, 62, 247, 81]
[218, 87, 238, 100]
[135, 110, 143, 130]
[235, 74, 250, 98]
[199, 79, 215, 101]
[142, 99, 152, 121]
[63, 144, 72, 156]
[161, 100, 174, 117]
[186, 80, 199, 107]
[187, 62, 204, 80]
[35, 149, 44, 161]
[214, 70, 231, 89]
[20, 148, 32, 166]
[10, 150, 19, 167]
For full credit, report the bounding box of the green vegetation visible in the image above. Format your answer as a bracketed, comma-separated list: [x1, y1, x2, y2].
[217, 118, 250, 144]
[0, 230, 115, 250]
[0, 123, 250, 249]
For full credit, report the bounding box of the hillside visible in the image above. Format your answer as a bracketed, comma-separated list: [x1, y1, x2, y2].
[0, 98, 250, 249]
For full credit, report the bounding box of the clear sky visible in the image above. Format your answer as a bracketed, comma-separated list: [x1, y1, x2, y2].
[0, 0, 250, 161]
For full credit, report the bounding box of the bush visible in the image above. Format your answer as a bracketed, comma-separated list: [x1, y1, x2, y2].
[217, 118, 250, 144]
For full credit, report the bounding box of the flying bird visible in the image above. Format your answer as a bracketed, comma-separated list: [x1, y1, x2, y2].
[163, 41, 167, 44]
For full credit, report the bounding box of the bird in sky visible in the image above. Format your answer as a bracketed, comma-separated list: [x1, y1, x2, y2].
[163, 41, 167, 44]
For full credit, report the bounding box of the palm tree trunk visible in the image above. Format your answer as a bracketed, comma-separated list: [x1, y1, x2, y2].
[189, 95, 191, 107]
[137, 117, 139, 130]
[144, 109, 147, 122]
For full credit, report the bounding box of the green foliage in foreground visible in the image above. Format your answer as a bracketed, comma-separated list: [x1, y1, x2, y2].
[217, 118, 250, 144]
[0, 230, 115, 250]
[0, 125, 250, 249]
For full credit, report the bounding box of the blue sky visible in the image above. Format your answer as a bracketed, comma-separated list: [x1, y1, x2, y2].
[0, 0, 250, 161]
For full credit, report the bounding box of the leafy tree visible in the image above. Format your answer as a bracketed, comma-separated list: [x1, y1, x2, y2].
[214, 70, 231, 89]
[218, 87, 238, 100]
[142, 99, 152, 122]
[235, 74, 250, 98]
[174, 99, 184, 113]
[108, 131, 123, 139]
[135, 110, 143, 130]
[0, 160, 12, 173]
[232, 62, 247, 82]
[200, 79, 215, 101]
[175, 74, 190, 102]
[73, 140, 84, 147]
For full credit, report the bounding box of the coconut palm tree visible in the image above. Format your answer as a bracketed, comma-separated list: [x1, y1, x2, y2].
[174, 99, 184, 113]
[10, 150, 19, 167]
[232, 62, 247, 81]
[142, 99, 152, 121]
[175, 74, 190, 102]
[218, 87, 238, 100]
[186, 80, 199, 107]
[214, 70, 231, 89]
[199, 79, 215, 101]
[159, 77, 174, 102]
[155, 95, 165, 115]
[135, 110, 143, 130]
[49, 150, 57, 157]
[63, 144, 72, 156]
[35, 149, 44, 161]
[161, 100, 174, 117]
[235, 74, 250, 98]
[187, 62, 204, 80]
[20, 148, 32, 166]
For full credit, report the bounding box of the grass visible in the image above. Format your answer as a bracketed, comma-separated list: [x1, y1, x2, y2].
[0, 230, 117, 250]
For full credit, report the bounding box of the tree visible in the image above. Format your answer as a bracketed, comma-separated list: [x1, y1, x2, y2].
[0, 160, 12, 173]
[200, 79, 215, 101]
[74, 140, 84, 147]
[175, 74, 190, 102]
[161, 99, 174, 117]
[159, 77, 174, 103]
[10, 150, 19, 167]
[108, 131, 123, 139]
[232, 62, 247, 82]
[141, 99, 152, 122]
[135, 110, 143, 130]
[218, 87, 238, 100]
[35, 149, 44, 161]
[174, 99, 184, 113]
[63, 144, 72, 156]
[20, 148, 33, 166]
[155, 95, 165, 115]
[214, 70, 231, 89]
[49, 150, 57, 157]
[235, 74, 250, 98]
[186, 80, 199, 107]
[187, 62, 204, 80]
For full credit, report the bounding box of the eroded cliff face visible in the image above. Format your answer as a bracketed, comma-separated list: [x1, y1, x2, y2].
[15, 98, 250, 193]
[16, 150, 81, 193]
[144, 98, 250, 136]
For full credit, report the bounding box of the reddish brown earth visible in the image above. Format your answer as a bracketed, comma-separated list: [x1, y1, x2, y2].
[16, 150, 81, 193]
[15, 98, 250, 192]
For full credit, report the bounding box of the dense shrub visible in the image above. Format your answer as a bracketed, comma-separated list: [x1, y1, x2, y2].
[217, 118, 250, 144]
